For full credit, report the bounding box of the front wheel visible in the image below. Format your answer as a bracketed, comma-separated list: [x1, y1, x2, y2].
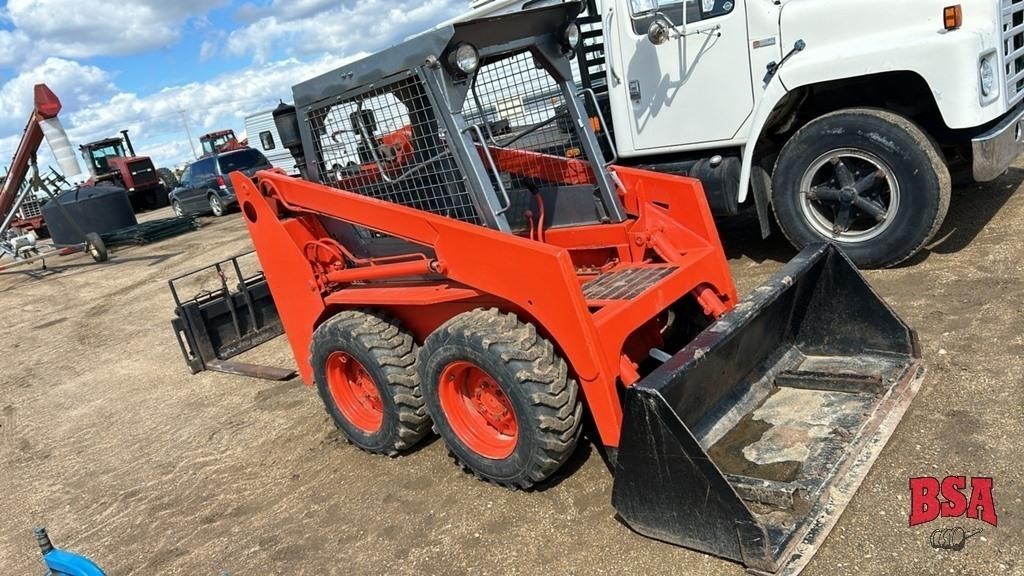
[771, 108, 950, 268]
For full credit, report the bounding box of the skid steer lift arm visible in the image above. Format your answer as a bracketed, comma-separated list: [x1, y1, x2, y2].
[200, 3, 924, 574]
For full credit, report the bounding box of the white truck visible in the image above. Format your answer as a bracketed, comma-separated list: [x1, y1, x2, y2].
[460, 0, 1024, 267]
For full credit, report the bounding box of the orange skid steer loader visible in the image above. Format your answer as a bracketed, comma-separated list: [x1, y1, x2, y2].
[170, 5, 924, 574]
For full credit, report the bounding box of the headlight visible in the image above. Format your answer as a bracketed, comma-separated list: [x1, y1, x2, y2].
[450, 43, 480, 75]
[980, 54, 997, 99]
[563, 22, 581, 50]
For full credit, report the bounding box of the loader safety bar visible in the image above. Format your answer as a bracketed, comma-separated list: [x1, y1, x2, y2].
[612, 244, 924, 575]
[169, 252, 295, 381]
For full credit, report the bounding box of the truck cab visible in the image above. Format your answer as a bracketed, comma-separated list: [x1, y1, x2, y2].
[461, 0, 1024, 267]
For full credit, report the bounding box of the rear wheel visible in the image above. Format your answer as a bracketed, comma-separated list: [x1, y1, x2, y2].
[157, 167, 179, 190]
[311, 310, 431, 455]
[419, 309, 583, 489]
[208, 193, 225, 217]
[771, 108, 950, 268]
[172, 200, 183, 217]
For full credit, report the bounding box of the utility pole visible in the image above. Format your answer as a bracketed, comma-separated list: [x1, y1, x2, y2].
[178, 110, 198, 159]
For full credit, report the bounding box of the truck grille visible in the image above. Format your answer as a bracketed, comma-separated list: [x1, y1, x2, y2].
[128, 160, 159, 187]
[1003, 0, 1024, 106]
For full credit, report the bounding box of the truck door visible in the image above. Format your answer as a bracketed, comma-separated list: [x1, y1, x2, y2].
[609, 0, 754, 152]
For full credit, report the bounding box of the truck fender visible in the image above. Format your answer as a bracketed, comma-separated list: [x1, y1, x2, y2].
[737, 77, 790, 213]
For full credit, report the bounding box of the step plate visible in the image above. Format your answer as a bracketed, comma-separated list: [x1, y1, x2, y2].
[582, 266, 677, 301]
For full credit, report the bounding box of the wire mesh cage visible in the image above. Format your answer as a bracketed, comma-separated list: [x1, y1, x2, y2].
[302, 41, 614, 233]
[464, 49, 603, 231]
[307, 75, 483, 225]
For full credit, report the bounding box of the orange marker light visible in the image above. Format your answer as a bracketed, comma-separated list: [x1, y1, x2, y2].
[944, 5, 963, 31]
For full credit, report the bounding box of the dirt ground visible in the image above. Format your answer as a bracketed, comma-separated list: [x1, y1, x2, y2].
[1, 167, 1021, 576]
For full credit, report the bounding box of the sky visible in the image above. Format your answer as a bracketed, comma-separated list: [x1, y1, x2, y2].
[0, 0, 470, 177]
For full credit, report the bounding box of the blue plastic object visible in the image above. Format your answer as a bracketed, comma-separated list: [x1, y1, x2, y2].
[36, 528, 106, 576]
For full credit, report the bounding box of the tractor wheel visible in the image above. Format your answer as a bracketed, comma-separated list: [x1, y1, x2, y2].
[419, 308, 583, 489]
[157, 167, 179, 191]
[311, 310, 431, 455]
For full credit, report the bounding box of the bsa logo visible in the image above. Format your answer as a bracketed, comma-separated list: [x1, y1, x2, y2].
[909, 476, 998, 527]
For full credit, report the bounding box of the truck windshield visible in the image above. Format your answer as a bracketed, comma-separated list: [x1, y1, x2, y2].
[219, 149, 269, 173]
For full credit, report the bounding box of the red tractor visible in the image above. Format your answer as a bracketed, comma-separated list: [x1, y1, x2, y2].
[79, 130, 177, 212]
[199, 130, 246, 156]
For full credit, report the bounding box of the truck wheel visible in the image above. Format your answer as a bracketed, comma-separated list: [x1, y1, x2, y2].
[172, 200, 183, 218]
[311, 310, 431, 455]
[85, 232, 108, 263]
[771, 108, 950, 268]
[419, 309, 583, 489]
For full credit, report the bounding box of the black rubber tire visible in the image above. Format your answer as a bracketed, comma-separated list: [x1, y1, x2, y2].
[157, 167, 179, 190]
[771, 107, 951, 269]
[419, 308, 583, 489]
[311, 310, 430, 455]
[208, 193, 225, 217]
[84, 232, 108, 263]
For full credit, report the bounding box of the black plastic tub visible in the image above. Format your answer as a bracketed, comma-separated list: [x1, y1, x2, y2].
[42, 185, 137, 246]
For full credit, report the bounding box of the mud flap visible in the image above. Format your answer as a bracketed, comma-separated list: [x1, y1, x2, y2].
[612, 244, 924, 575]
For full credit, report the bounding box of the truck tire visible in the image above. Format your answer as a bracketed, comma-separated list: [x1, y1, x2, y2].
[771, 108, 950, 268]
[311, 310, 431, 455]
[418, 309, 583, 489]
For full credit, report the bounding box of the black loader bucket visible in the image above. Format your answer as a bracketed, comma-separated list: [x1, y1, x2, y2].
[612, 244, 924, 575]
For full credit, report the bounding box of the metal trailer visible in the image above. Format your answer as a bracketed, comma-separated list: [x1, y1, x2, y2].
[245, 107, 300, 175]
[174, 5, 923, 574]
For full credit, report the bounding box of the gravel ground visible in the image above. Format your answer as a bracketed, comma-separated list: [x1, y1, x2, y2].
[0, 168, 1021, 575]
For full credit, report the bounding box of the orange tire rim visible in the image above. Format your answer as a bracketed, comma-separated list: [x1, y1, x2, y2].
[326, 352, 383, 434]
[438, 361, 518, 459]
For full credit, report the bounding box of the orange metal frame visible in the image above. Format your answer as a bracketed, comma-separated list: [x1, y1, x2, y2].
[233, 153, 736, 448]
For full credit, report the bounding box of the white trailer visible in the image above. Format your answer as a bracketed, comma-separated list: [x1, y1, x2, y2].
[245, 108, 299, 175]
[456, 0, 1024, 268]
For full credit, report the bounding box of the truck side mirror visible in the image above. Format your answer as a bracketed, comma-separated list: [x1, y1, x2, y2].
[647, 18, 672, 45]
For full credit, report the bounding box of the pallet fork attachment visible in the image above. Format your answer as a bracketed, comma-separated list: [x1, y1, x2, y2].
[613, 244, 924, 575]
[169, 252, 295, 381]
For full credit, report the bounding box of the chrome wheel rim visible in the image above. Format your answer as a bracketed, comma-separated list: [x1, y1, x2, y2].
[210, 196, 222, 216]
[798, 149, 900, 243]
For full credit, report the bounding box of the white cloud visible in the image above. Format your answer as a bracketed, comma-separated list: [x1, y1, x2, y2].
[0, 57, 116, 134]
[3, 0, 227, 64]
[226, 0, 465, 63]
[1, 52, 367, 174]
